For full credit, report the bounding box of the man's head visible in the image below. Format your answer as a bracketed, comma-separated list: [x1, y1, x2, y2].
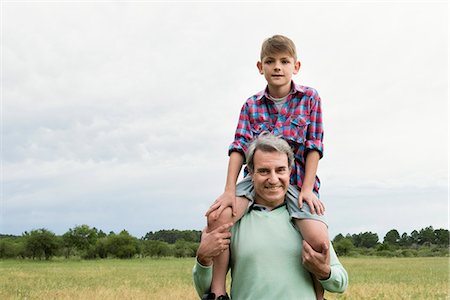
[257, 35, 301, 95]
[246, 133, 294, 208]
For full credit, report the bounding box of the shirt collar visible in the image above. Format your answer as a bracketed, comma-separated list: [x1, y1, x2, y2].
[255, 81, 305, 101]
[249, 201, 287, 212]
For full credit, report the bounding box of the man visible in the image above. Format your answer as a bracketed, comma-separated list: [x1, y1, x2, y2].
[193, 133, 348, 299]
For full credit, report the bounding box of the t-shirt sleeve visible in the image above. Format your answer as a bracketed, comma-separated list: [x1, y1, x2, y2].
[319, 242, 349, 293]
[192, 259, 213, 298]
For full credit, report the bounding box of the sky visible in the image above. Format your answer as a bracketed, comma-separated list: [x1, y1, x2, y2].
[2, 1, 448, 241]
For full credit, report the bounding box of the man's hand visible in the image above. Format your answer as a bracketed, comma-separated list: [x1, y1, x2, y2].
[205, 192, 237, 219]
[301, 240, 331, 280]
[298, 190, 325, 215]
[196, 223, 233, 266]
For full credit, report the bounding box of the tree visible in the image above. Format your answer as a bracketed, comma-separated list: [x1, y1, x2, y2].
[352, 232, 379, 248]
[173, 240, 198, 257]
[434, 229, 449, 246]
[141, 240, 171, 257]
[62, 225, 99, 258]
[410, 230, 419, 246]
[399, 232, 412, 247]
[333, 234, 345, 243]
[143, 229, 201, 244]
[418, 226, 435, 245]
[333, 238, 355, 256]
[384, 229, 400, 246]
[107, 230, 139, 258]
[23, 229, 60, 260]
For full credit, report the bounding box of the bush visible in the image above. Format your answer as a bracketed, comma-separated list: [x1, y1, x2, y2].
[142, 240, 172, 257]
[106, 230, 139, 259]
[0, 239, 24, 258]
[173, 240, 197, 257]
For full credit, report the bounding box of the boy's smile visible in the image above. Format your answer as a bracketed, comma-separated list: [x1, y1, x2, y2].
[257, 52, 301, 98]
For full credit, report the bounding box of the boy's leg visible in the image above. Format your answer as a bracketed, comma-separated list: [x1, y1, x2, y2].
[207, 196, 250, 298]
[295, 218, 328, 300]
[286, 185, 328, 300]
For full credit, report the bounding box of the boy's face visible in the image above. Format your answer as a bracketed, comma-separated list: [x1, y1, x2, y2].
[257, 52, 301, 91]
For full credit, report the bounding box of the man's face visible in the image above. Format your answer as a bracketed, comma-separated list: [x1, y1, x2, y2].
[256, 52, 300, 91]
[250, 149, 291, 208]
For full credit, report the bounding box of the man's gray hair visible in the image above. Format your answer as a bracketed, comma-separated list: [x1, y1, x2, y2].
[246, 132, 294, 172]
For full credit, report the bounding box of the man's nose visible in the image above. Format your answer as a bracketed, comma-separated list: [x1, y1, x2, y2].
[267, 171, 279, 183]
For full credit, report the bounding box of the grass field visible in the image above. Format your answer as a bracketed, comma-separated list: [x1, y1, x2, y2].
[1, 256, 448, 299]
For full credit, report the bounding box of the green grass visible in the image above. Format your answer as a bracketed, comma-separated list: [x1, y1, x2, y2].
[0, 256, 448, 299]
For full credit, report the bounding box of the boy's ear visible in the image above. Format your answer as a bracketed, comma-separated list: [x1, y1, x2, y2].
[256, 61, 264, 74]
[293, 61, 301, 75]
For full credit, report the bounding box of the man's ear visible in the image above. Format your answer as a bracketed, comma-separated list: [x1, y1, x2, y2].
[256, 61, 264, 74]
[293, 61, 301, 75]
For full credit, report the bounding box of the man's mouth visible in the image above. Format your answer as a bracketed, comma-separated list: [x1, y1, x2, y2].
[265, 186, 282, 191]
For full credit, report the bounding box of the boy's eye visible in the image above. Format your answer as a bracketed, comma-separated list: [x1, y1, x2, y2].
[264, 60, 273, 64]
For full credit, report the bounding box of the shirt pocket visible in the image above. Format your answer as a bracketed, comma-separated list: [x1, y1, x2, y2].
[282, 115, 310, 144]
[250, 122, 270, 137]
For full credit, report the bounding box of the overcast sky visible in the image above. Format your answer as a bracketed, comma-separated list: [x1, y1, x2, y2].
[2, 1, 448, 240]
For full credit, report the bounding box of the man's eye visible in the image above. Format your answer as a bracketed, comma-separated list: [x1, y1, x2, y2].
[258, 170, 269, 175]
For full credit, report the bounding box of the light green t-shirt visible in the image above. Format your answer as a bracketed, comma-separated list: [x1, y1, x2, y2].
[193, 206, 348, 299]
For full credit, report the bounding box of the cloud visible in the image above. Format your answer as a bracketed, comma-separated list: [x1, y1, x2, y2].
[2, 2, 448, 238]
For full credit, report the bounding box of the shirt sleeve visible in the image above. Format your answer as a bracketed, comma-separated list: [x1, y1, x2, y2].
[319, 243, 349, 293]
[228, 102, 253, 158]
[305, 89, 324, 158]
[192, 259, 213, 298]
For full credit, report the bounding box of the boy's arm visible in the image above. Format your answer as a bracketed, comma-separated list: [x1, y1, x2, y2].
[298, 150, 324, 214]
[205, 152, 244, 218]
[299, 88, 325, 214]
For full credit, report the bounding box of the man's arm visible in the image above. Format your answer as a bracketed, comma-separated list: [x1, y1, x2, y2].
[302, 241, 348, 293]
[193, 224, 233, 298]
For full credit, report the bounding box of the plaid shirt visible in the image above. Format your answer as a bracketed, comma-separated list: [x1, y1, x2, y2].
[229, 82, 324, 193]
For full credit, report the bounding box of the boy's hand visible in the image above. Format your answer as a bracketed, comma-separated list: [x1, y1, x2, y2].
[205, 191, 237, 219]
[298, 190, 325, 215]
[302, 240, 331, 280]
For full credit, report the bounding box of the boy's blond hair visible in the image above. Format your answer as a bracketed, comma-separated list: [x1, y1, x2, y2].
[260, 35, 297, 61]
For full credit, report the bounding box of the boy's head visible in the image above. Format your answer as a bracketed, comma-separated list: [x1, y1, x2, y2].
[260, 35, 297, 61]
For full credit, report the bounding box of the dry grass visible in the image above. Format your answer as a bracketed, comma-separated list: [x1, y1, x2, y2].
[1, 256, 448, 299]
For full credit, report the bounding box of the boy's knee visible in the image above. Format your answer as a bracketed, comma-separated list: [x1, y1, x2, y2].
[296, 219, 329, 252]
[307, 236, 329, 252]
[207, 207, 233, 231]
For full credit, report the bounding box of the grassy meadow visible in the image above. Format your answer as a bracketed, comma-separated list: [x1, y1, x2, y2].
[1, 256, 448, 299]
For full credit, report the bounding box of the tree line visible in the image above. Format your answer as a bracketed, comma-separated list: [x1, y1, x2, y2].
[332, 226, 449, 257]
[0, 225, 447, 260]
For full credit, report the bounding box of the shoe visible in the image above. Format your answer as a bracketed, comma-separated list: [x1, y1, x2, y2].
[201, 293, 216, 300]
[201, 293, 230, 300]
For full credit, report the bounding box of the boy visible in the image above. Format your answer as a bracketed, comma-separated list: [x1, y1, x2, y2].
[205, 35, 329, 300]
